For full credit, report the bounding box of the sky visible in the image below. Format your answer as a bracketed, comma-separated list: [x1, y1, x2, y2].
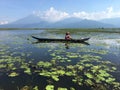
[0, 0, 120, 24]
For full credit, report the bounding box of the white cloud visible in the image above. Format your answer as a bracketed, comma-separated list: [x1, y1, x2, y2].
[107, 7, 113, 13]
[33, 7, 70, 22]
[0, 21, 8, 25]
[33, 7, 120, 22]
[73, 7, 120, 20]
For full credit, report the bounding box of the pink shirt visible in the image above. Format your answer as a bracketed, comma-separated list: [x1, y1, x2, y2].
[65, 35, 71, 40]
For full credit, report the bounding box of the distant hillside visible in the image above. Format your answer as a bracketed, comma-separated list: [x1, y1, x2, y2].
[0, 15, 116, 28]
[100, 17, 120, 27]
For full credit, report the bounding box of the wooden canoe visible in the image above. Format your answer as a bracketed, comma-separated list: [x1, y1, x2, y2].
[31, 36, 90, 43]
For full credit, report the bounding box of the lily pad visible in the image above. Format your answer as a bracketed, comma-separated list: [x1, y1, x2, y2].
[58, 87, 67, 90]
[8, 72, 19, 77]
[52, 75, 59, 81]
[85, 73, 94, 79]
[45, 85, 54, 90]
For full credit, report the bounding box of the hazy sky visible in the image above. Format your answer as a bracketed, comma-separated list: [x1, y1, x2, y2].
[0, 0, 120, 24]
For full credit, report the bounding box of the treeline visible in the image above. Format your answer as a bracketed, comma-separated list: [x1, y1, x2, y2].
[0, 28, 45, 30]
[0, 28, 120, 33]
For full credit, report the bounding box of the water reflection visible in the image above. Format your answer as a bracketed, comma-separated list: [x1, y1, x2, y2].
[32, 41, 89, 49]
[65, 43, 70, 49]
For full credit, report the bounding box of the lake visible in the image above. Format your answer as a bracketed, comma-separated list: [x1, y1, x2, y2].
[0, 29, 120, 90]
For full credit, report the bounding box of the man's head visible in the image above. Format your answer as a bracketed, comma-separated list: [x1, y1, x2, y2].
[66, 32, 70, 35]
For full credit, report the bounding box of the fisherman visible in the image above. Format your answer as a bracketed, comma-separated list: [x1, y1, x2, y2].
[65, 32, 72, 40]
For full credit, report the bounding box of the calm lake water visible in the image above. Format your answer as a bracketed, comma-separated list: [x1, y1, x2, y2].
[0, 29, 120, 90]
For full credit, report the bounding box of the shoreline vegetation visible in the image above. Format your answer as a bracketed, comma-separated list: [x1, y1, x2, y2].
[0, 28, 120, 33]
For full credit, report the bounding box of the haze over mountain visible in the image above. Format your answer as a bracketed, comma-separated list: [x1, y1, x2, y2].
[0, 14, 118, 28]
[100, 17, 120, 27]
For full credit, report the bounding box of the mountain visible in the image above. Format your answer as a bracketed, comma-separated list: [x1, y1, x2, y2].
[0, 15, 50, 28]
[76, 19, 115, 28]
[0, 15, 116, 28]
[100, 17, 120, 27]
[47, 17, 82, 28]
[12, 15, 43, 24]
[47, 19, 114, 28]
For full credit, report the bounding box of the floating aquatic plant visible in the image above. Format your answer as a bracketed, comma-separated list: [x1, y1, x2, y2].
[58, 87, 68, 90]
[8, 72, 19, 77]
[78, 48, 108, 55]
[33, 86, 39, 90]
[51, 75, 59, 81]
[37, 61, 52, 68]
[45, 85, 54, 90]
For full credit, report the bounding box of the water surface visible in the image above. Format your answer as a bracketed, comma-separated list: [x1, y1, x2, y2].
[0, 29, 120, 90]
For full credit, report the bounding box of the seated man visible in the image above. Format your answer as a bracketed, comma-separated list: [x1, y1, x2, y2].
[65, 32, 72, 40]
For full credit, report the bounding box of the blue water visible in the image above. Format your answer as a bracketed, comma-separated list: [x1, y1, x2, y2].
[0, 29, 120, 90]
